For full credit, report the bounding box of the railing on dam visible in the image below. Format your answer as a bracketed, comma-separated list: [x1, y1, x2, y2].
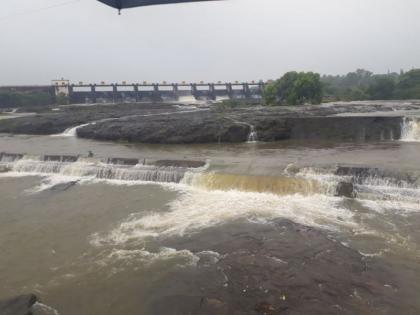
[67, 82, 267, 103]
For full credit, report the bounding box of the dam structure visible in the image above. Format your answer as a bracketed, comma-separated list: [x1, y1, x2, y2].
[0, 80, 267, 105]
[66, 81, 266, 104]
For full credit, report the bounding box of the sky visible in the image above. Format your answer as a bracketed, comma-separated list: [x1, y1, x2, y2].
[1, 0, 420, 85]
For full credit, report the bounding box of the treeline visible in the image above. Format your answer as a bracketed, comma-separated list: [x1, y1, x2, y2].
[322, 69, 420, 101]
[0, 91, 55, 109]
[264, 68, 420, 106]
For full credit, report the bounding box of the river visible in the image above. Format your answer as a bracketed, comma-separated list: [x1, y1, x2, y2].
[1, 117, 420, 314]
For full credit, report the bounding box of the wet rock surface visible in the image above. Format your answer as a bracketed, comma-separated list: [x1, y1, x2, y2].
[335, 182, 356, 198]
[0, 294, 37, 315]
[76, 104, 407, 144]
[0, 101, 419, 143]
[48, 180, 79, 192]
[147, 220, 400, 315]
[78, 110, 250, 144]
[0, 103, 179, 135]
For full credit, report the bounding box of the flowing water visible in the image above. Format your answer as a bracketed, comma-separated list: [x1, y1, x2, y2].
[1, 119, 420, 314]
[401, 117, 420, 142]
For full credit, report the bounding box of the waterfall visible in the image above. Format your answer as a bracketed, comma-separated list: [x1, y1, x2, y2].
[2, 155, 198, 184]
[247, 125, 258, 143]
[225, 117, 258, 143]
[183, 172, 328, 196]
[56, 123, 93, 137]
[400, 117, 420, 142]
[178, 95, 198, 104]
[215, 96, 230, 102]
[3, 153, 420, 207]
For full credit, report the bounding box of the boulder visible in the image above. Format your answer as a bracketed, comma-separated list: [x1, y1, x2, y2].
[335, 182, 355, 198]
[0, 294, 37, 315]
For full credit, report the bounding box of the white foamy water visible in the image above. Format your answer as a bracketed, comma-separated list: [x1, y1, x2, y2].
[360, 199, 420, 214]
[247, 125, 258, 143]
[215, 96, 230, 102]
[91, 189, 356, 247]
[31, 302, 61, 315]
[102, 247, 201, 268]
[178, 95, 198, 104]
[400, 117, 420, 142]
[56, 123, 93, 137]
[24, 175, 81, 194]
[4, 157, 192, 185]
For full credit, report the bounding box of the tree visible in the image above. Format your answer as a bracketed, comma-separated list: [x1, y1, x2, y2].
[367, 76, 396, 100]
[263, 83, 277, 105]
[394, 69, 420, 99]
[264, 71, 323, 106]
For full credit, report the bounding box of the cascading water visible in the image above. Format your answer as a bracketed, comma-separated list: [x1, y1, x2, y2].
[2, 153, 420, 210]
[400, 117, 420, 142]
[225, 117, 258, 143]
[247, 125, 258, 143]
[1, 155, 197, 184]
[183, 172, 328, 196]
[56, 123, 94, 137]
[178, 95, 198, 104]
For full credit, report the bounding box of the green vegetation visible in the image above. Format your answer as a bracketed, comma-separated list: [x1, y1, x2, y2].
[322, 68, 420, 102]
[265, 68, 420, 106]
[264, 71, 323, 106]
[0, 91, 54, 109]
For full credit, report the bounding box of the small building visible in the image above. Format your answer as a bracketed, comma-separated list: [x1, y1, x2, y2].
[52, 79, 70, 96]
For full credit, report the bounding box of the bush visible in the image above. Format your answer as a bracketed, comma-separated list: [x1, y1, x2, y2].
[264, 71, 323, 106]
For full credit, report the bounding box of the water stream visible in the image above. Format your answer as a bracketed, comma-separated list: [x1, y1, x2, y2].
[400, 117, 420, 142]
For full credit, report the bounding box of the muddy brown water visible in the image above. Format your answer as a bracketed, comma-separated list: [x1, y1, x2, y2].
[1, 134, 420, 314]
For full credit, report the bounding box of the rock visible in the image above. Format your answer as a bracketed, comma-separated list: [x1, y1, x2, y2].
[0, 294, 37, 315]
[0, 102, 413, 144]
[153, 160, 206, 168]
[107, 157, 140, 166]
[48, 181, 78, 192]
[335, 182, 356, 198]
[146, 219, 398, 315]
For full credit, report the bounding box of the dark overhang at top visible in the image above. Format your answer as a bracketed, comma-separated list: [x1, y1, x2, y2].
[98, 0, 220, 11]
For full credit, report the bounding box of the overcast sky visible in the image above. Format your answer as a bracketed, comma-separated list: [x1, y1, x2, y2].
[1, 0, 419, 85]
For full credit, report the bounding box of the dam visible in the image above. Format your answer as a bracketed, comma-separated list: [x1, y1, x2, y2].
[66, 81, 266, 103]
[0, 80, 267, 105]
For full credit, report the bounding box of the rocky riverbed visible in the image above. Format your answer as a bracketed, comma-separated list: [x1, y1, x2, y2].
[147, 219, 401, 315]
[0, 101, 419, 143]
[0, 220, 403, 315]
